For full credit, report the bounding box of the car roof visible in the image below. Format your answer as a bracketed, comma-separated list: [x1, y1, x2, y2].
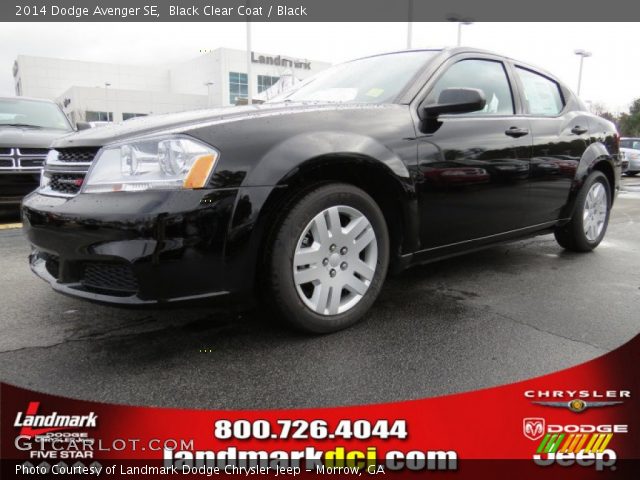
[354, 47, 561, 84]
[0, 95, 58, 104]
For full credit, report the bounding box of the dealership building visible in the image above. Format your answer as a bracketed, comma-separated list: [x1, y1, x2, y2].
[12, 48, 331, 124]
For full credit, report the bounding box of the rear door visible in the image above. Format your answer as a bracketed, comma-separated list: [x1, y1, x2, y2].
[511, 65, 589, 225]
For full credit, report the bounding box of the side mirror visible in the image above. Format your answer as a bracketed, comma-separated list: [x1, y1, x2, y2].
[422, 88, 486, 118]
[76, 121, 92, 131]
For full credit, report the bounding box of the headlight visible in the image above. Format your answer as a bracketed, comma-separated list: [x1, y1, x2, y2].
[82, 135, 219, 193]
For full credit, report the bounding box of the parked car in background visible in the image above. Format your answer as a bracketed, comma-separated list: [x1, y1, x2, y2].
[1, 96, 73, 206]
[620, 150, 629, 174]
[620, 137, 640, 176]
[22, 48, 621, 333]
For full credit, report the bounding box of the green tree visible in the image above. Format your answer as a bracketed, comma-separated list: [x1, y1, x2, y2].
[590, 102, 617, 125]
[618, 98, 640, 137]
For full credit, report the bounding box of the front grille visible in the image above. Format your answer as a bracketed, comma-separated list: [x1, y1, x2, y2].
[19, 158, 44, 168]
[18, 148, 49, 156]
[41, 147, 98, 196]
[0, 147, 47, 170]
[82, 263, 138, 294]
[57, 147, 99, 163]
[49, 173, 85, 195]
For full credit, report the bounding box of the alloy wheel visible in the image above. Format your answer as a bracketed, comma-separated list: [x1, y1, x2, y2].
[293, 205, 378, 316]
[583, 182, 608, 242]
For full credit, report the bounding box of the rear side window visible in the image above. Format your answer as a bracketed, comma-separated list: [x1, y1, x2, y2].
[516, 67, 564, 116]
[426, 59, 514, 115]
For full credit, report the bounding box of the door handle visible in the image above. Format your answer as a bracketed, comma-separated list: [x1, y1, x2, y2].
[505, 127, 529, 138]
[571, 126, 588, 135]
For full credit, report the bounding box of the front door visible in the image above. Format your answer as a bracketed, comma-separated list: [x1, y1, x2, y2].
[415, 58, 533, 250]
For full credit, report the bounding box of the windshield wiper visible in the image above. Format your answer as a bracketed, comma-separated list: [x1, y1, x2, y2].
[0, 123, 44, 129]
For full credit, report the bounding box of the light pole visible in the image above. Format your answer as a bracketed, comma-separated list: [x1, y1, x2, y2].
[204, 81, 214, 107]
[104, 82, 111, 122]
[574, 49, 592, 97]
[246, 21, 253, 105]
[406, 0, 413, 49]
[457, 21, 473, 46]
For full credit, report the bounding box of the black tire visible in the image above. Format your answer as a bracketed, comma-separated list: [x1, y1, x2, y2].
[265, 183, 389, 333]
[554, 171, 611, 252]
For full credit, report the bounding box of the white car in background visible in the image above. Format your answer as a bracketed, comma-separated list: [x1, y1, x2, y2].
[621, 137, 640, 176]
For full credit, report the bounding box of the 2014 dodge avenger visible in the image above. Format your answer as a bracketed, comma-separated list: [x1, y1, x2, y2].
[22, 48, 622, 333]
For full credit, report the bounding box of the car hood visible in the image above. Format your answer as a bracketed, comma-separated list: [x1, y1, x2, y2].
[0, 126, 73, 148]
[52, 102, 387, 148]
[621, 147, 639, 156]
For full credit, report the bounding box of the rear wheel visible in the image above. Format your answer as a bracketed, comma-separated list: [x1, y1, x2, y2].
[554, 171, 611, 252]
[266, 183, 389, 333]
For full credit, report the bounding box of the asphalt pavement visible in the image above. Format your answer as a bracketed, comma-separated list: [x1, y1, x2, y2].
[1, 178, 639, 409]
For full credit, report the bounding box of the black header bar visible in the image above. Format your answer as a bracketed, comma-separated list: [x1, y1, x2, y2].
[4, 0, 640, 22]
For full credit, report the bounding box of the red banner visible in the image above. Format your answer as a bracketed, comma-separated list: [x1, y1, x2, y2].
[2, 335, 639, 478]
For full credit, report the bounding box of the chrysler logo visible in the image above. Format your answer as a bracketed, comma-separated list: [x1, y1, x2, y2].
[532, 400, 623, 413]
[523, 417, 545, 441]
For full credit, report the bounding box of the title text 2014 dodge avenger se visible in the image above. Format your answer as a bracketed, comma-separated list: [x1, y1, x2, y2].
[22, 48, 622, 333]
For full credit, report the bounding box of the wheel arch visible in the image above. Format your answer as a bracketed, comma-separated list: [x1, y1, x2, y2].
[243, 130, 412, 185]
[224, 151, 420, 303]
[254, 153, 418, 272]
[220, 130, 419, 297]
[560, 141, 618, 219]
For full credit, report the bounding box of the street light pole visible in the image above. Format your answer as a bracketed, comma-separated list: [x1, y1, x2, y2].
[104, 82, 111, 122]
[246, 21, 253, 105]
[457, 21, 473, 46]
[406, 0, 413, 49]
[574, 49, 592, 96]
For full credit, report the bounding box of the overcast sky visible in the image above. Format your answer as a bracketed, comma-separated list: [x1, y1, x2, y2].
[0, 22, 636, 112]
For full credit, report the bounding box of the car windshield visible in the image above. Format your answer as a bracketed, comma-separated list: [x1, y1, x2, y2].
[0, 99, 72, 131]
[621, 139, 640, 150]
[276, 51, 439, 104]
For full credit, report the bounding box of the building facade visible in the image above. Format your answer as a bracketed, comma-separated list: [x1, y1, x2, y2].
[13, 48, 331, 124]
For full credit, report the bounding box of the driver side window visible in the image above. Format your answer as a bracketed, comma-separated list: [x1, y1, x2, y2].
[426, 59, 514, 115]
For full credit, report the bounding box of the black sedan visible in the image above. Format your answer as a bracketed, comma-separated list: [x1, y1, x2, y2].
[22, 48, 621, 333]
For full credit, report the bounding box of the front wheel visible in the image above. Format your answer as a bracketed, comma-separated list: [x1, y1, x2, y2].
[266, 183, 389, 333]
[554, 171, 611, 252]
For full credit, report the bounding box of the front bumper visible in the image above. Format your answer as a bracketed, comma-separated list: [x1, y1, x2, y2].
[22, 188, 239, 304]
[627, 157, 640, 172]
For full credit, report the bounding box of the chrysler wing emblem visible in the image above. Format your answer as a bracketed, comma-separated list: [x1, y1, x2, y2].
[532, 399, 623, 413]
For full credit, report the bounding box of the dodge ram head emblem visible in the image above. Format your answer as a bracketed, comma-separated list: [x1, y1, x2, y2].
[523, 418, 546, 441]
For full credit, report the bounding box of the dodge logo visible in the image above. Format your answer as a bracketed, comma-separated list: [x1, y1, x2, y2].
[523, 418, 545, 441]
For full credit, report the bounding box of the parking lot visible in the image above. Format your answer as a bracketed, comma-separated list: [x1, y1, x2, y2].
[1, 177, 639, 410]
